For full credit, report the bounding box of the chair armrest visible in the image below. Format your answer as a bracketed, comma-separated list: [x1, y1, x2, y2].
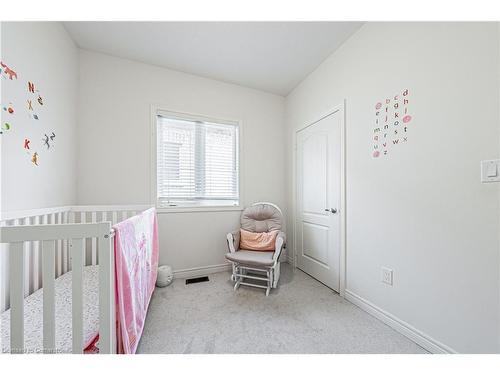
[226, 230, 240, 253]
[273, 231, 286, 262]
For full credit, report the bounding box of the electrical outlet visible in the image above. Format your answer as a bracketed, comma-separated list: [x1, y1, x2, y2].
[381, 267, 393, 286]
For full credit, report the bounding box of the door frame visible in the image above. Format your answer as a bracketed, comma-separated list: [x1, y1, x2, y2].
[292, 101, 347, 296]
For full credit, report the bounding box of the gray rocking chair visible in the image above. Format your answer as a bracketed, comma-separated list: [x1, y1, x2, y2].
[225, 202, 286, 296]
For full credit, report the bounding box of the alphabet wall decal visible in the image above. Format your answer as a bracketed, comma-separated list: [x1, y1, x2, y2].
[26, 81, 43, 120]
[2, 60, 54, 166]
[372, 88, 413, 159]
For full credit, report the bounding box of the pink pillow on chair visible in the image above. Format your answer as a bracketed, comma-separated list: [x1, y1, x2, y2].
[239, 229, 278, 251]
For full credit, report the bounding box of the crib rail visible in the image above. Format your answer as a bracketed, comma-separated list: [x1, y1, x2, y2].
[0, 222, 115, 354]
[0, 205, 151, 313]
[0, 206, 71, 313]
[71, 205, 151, 269]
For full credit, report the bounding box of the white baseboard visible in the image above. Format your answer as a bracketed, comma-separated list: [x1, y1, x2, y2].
[344, 289, 457, 354]
[173, 263, 231, 279]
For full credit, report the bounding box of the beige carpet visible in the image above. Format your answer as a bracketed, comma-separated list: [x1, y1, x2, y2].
[137, 263, 428, 354]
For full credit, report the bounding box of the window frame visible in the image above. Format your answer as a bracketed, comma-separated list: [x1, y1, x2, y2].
[151, 106, 244, 213]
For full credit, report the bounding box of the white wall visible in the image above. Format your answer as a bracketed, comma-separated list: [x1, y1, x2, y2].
[285, 22, 500, 353]
[2, 22, 498, 352]
[0, 22, 78, 312]
[77, 50, 286, 272]
[498, 23, 500, 353]
[1, 22, 78, 212]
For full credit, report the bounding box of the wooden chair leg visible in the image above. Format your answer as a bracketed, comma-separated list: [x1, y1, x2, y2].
[265, 269, 271, 296]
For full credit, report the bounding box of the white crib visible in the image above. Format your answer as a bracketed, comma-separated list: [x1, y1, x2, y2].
[0, 204, 151, 354]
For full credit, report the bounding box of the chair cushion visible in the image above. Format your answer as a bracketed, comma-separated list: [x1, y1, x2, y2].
[225, 250, 275, 266]
[239, 229, 278, 251]
[241, 204, 282, 233]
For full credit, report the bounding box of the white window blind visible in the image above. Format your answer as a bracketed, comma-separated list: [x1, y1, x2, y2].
[156, 113, 239, 208]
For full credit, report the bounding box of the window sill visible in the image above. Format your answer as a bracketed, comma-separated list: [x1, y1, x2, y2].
[156, 205, 243, 214]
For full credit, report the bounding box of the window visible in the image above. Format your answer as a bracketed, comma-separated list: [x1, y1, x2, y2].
[156, 111, 240, 208]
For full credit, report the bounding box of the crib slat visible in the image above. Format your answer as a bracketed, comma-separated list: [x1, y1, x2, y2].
[68, 212, 75, 271]
[112, 211, 118, 225]
[91, 212, 97, 265]
[102, 212, 108, 256]
[24, 242, 33, 298]
[98, 230, 115, 354]
[40, 215, 48, 286]
[33, 216, 40, 291]
[56, 212, 62, 277]
[42, 240, 56, 353]
[22, 218, 31, 297]
[62, 212, 68, 274]
[0, 243, 9, 313]
[98, 212, 108, 265]
[71, 238, 84, 353]
[10, 242, 25, 354]
[13, 218, 29, 298]
[80, 212, 87, 266]
[69, 211, 75, 225]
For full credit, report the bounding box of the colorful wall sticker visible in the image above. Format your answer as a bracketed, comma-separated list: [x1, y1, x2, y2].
[31, 152, 39, 166]
[26, 81, 43, 120]
[1, 63, 54, 166]
[0, 61, 18, 80]
[0, 62, 18, 136]
[43, 134, 50, 149]
[0, 123, 11, 134]
[1, 103, 15, 135]
[372, 88, 413, 159]
[3, 102, 15, 114]
[43, 132, 56, 149]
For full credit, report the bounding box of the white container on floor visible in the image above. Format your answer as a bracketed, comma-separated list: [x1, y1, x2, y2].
[156, 265, 173, 287]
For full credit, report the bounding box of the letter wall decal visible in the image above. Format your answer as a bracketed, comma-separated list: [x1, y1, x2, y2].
[372, 88, 413, 158]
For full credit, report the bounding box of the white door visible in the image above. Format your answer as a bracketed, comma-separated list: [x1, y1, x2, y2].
[296, 110, 342, 292]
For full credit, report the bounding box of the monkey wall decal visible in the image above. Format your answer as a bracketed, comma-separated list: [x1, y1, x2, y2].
[43, 132, 56, 149]
[43, 134, 50, 149]
[31, 152, 39, 166]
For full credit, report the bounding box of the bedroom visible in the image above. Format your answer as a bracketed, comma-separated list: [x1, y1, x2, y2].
[1, 1, 500, 372]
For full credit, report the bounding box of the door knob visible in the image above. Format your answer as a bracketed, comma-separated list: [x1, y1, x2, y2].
[324, 208, 337, 214]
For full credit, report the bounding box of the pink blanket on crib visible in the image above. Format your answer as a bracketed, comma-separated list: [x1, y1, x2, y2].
[113, 208, 159, 354]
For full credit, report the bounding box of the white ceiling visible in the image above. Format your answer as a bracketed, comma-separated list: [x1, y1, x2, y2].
[64, 22, 363, 96]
